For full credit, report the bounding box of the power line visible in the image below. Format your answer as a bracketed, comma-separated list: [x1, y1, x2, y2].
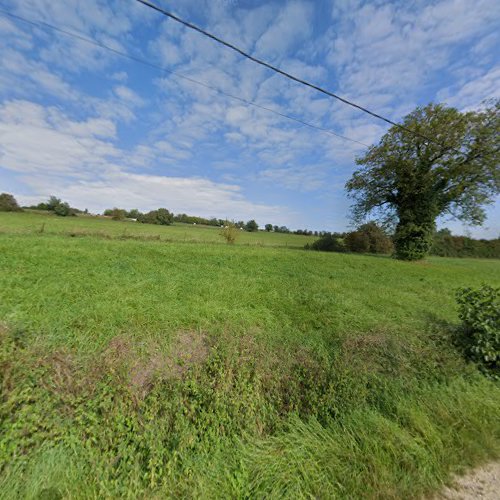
[0, 9, 369, 148]
[135, 0, 454, 149]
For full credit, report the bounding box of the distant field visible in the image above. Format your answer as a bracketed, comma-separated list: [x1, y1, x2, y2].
[0, 211, 315, 247]
[1, 211, 499, 498]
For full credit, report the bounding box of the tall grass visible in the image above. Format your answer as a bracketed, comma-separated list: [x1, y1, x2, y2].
[0, 213, 499, 498]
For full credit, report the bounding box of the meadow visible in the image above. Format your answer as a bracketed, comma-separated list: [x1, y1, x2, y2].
[1, 211, 499, 498]
[0, 211, 314, 247]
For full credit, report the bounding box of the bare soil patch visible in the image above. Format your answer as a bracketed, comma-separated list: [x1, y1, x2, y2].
[437, 462, 500, 499]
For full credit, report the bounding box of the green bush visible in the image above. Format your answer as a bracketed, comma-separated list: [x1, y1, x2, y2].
[456, 285, 500, 379]
[394, 222, 434, 260]
[344, 231, 370, 253]
[309, 234, 345, 252]
[110, 208, 127, 221]
[138, 208, 173, 225]
[345, 222, 394, 255]
[33, 196, 76, 216]
[53, 202, 75, 217]
[220, 222, 239, 244]
[431, 230, 500, 259]
[0, 193, 22, 212]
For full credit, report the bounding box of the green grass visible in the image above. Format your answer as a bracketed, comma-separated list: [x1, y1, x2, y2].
[1, 212, 499, 498]
[0, 211, 314, 247]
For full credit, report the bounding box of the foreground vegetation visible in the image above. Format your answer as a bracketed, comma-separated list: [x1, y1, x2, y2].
[1, 212, 499, 498]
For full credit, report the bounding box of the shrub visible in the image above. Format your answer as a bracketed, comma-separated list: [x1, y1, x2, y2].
[456, 285, 500, 379]
[46, 196, 62, 211]
[344, 222, 393, 254]
[110, 208, 127, 221]
[344, 231, 370, 253]
[220, 222, 239, 244]
[53, 201, 75, 217]
[126, 209, 142, 220]
[0, 193, 22, 212]
[309, 234, 345, 252]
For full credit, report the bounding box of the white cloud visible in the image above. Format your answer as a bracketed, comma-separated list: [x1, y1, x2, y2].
[1, 0, 498, 234]
[111, 71, 128, 82]
[114, 85, 146, 107]
[0, 99, 291, 224]
[0, 101, 119, 175]
[326, 0, 500, 111]
[35, 172, 290, 224]
[255, 1, 314, 59]
[437, 67, 500, 110]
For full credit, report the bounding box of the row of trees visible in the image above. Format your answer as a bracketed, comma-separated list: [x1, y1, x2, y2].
[103, 208, 174, 225]
[263, 225, 329, 236]
[1, 193, 314, 236]
[308, 222, 500, 259]
[308, 222, 394, 254]
[1, 193, 348, 239]
[431, 229, 500, 259]
[1, 194, 89, 217]
[103, 207, 263, 232]
[27, 196, 83, 216]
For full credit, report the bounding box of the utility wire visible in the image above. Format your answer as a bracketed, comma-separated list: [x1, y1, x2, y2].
[135, 0, 455, 149]
[0, 9, 369, 148]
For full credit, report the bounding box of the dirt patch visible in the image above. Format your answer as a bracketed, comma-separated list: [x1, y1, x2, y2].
[341, 332, 411, 375]
[437, 462, 500, 499]
[128, 330, 209, 397]
[39, 351, 77, 392]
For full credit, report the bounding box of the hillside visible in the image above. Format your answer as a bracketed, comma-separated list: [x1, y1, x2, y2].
[1, 212, 499, 498]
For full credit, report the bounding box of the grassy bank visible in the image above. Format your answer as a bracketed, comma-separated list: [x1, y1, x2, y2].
[1, 213, 499, 498]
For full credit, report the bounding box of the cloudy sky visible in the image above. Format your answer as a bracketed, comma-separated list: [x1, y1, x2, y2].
[0, 0, 499, 235]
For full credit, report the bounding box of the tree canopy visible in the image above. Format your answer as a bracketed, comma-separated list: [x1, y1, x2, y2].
[245, 220, 259, 232]
[346, 100, 500, 260]
[138, 208, 173, 225]
[0, 193, 22, 212]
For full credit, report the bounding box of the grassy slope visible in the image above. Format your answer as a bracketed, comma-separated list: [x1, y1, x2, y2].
[1, 212, 500, 498]
[0, 211, 314, 247]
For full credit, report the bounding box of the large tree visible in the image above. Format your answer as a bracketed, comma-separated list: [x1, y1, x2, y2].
[346, 101, 500, 260]
[0, 193, 22, 212]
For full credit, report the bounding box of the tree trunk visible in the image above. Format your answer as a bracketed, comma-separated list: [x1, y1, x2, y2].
[394, 204, 436, 260]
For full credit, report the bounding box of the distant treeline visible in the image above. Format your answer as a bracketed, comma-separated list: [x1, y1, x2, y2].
[3, 193, 498, 258]
[103, 208, 261, 232]
[307, 223, 500, 259]
[6, 193, 323, 235]
[28, 196, 85, 216]
[431, 229, 500, 259]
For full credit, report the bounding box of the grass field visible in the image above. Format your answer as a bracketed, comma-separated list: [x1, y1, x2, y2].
[0, 211, 315, 247]
[1, 212, 499, 498]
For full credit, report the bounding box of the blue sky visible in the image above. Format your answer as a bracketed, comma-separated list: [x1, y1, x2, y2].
[0, 0, 499, 235]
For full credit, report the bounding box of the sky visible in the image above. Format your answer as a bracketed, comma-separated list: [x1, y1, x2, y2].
[0, 0, 499, 236]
